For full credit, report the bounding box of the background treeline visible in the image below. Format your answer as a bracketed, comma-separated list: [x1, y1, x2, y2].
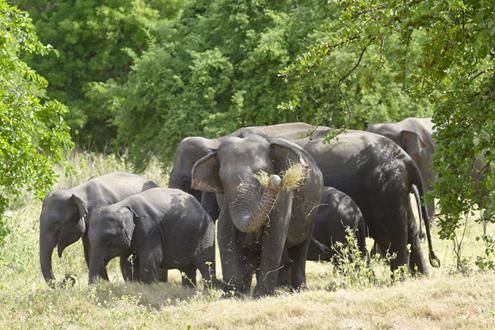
[13, 0, 433, 166]
[3, 0, 494, 244]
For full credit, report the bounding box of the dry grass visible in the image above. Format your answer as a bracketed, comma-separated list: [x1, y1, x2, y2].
[255, 163, 307, 190]
[0, 152, 494, 329]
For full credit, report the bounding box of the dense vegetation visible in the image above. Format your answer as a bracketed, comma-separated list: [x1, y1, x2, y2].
[0, 1, 72, 241]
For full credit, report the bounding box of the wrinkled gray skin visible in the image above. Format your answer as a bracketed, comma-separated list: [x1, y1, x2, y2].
[169, 137, 222, 220]
[39, 172, 158, 287]
[88, 188, 219, 289]
[307, 187, 367, 262]
[168, 123, 316, 221]
[191, 134, 323, 297]
[171, 122, 439, 274]
[296, 128, 439, 274]
[367, 117, 493, 233]
[367, 117, 436, 219]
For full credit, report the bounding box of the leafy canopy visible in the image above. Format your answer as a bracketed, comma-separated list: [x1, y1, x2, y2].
[12, 0, 188, 150]
[283, 0, 495, 239]
[102, 0, 427, 169]
[0, 1, 73, 242]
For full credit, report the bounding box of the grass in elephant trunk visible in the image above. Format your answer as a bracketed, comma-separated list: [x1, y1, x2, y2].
[255, 163, 307, 190]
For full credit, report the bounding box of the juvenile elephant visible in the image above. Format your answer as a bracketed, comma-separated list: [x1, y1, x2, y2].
[307, 187, 367, 262]
[367, 117, 436, 218]
[39, 172, 157, 286]
[87, 187, 218, 288]
[191, 134, 323, 297]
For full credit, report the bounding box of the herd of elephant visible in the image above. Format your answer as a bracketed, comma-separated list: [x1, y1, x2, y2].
[40, 118, 446, 297]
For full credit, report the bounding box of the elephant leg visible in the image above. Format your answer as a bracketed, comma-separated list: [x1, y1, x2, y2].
[253, 206, 290, 297]
[287, 239, 311, 291]
[120, 254, 139, 282]
[158, 269, 168, 283]
[388, 209, 409, 275]
[407, 203, 428, 275]
[276, 248, 292, 287]
[218, 217, 252, 295]
[180, 265, 197, 288]
[196, 245, 216, 289]
[83, 234, 109, 280]
[138, 245, 161, 284]
[201, 192, 220, 221]
[194, 220, 216, 289]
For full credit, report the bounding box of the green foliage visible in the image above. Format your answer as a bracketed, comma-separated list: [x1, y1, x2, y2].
[102, 0, 428, 169]
[12, 0, 189, 150]
[283, 0, 495, 241]
[325, 228, 407, 291]
[0, 1, 73, 244]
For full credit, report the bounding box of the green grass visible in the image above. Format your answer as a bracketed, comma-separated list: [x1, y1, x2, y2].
[0, 152, 494, 328]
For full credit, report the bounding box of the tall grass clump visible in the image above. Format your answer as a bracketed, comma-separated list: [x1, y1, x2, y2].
[321, 228, 410, 291]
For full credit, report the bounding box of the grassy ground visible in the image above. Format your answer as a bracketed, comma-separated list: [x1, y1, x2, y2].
[0, 152, 494, 329]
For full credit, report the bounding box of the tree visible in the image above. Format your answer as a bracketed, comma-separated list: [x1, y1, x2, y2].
[103, 0, 426, 169]
[0, 1, 73, 243]
[12, 0, 189, 150]
[283, 0, 495, 242]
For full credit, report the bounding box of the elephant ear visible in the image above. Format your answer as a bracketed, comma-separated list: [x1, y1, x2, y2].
[399, 130, 427, 156]
[269, 138, 308, 173]
[191, 152, 223, 193]
[118, 206, 137, 247]
[71, 194, 88, 219]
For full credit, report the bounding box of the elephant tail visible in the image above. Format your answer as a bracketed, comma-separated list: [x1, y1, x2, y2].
[406, 158, 441, 268]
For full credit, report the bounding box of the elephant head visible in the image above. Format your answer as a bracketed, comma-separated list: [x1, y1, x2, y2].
[191, 135, 307, 233]
[169, 137, 221, 201]
[87, 206, 136, 284]
[39, 191, 88, 286]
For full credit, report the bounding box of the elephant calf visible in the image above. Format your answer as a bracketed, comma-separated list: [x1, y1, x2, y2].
[307, 187, 367, 262]
[87, 187, 219, 289]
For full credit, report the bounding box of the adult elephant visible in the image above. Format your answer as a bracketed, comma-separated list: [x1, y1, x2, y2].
[307, 187, 367, 262]
[168, 123, 316, 220]
[296, 128, 440, 274]
[191, 134, 323, 297]
[39, 172, 157, 287]
[367, 117, 435, 219]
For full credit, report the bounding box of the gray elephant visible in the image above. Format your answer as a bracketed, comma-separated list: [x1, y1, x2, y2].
[87, 187, 219, 289]
[234, 124, 439, 274]
[307, 187, 367, 262]
[39, 172, 157, 286]
[296, 128, 439, 274]
[171, 122, 439, 274]
[191, 134, 323, 297]
[367, 117, 436, 219]
[169, 137, 222, 220]
[168, 123, 316, 221]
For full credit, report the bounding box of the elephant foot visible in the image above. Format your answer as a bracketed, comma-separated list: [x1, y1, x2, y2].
[253, 284, 275, 298]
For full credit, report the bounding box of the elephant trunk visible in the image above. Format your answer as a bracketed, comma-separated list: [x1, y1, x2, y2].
[88, 254, 104, 284]
[40, 227, 57, 287]
[230, 174, 282, 233]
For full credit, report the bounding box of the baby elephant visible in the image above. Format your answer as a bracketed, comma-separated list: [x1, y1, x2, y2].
[88, 187, 218, 288]
[307, 187, 368, 262]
